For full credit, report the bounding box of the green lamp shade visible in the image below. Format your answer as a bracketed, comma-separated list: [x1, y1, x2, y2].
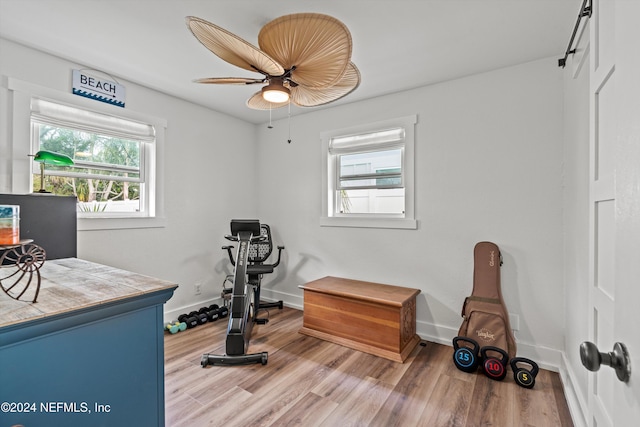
[34, 150, 74, 166]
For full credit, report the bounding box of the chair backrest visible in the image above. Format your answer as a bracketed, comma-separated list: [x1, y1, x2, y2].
[248, 224, 272, 264]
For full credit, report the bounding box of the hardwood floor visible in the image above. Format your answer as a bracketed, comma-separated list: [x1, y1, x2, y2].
[165, 307, 573, 427]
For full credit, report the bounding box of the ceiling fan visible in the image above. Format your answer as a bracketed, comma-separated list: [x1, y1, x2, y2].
[185, 13, 360, 110]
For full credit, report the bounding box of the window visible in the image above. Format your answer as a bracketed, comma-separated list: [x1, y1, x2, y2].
[8, 77, 166, 230]
[335, 131, 404, 215]
[30, 98, 155, 217]
[321, 115, 417, 229]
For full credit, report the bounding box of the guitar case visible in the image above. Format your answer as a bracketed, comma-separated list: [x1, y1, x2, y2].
[458, 241, 517, 358]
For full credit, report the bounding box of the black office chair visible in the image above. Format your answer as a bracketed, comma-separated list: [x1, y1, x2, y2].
[222, 223, 284, 323]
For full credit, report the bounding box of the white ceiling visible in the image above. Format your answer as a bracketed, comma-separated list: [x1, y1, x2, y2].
[0, 0, 578, 124]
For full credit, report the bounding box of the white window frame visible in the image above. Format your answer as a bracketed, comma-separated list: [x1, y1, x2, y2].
[321, 115, 417, 229]
[8, 77, 166, 231]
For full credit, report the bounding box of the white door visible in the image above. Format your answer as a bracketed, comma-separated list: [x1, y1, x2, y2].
[585, 1, 640, 425]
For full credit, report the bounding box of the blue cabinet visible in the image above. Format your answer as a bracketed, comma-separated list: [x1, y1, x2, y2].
[0, 258, 177, 427]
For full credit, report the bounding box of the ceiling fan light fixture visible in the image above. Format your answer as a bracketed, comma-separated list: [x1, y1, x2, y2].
[262, 79, 290, 103]
[188, 13, 360, 110]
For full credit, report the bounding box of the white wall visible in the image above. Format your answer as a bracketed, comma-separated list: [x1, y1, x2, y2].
[0, 38, 258, 316]
[256, 58, 566, 367]
[1, 37, 570, 368]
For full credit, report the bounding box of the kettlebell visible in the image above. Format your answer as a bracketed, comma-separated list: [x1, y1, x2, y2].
[510, 357, 539, 389]
[452, 336, 480, 373]
[481, 346, 509, 381]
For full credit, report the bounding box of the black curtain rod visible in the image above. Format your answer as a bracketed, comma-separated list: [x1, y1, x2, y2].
[558, 0, 592, 68]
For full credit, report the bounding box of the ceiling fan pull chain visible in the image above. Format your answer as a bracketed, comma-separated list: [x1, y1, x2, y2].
[268, 103, 273, 129]
[287, 101, 292, 144]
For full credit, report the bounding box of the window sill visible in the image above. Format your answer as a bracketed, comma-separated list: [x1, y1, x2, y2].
[78, 216, 167, 231]
[320, 216, 417, 230]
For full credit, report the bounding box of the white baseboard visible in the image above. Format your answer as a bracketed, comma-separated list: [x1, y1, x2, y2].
[415, 320, 563, 372]
[163, 288, 302, 323]
[259, 288, 304, 310]
[165, 294, 560, 372]
[163, 297, 225, 323]
[560, 353, 588, 427]
[170, 291, 561, 372]
[416, 320, 458, 346]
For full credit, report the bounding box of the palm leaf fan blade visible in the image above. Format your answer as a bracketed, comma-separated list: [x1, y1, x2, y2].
[194, 77, 264, 84]
[291, 62, 360, 107]
[186, 16, 284, 77]
[258, 13, 352, 88]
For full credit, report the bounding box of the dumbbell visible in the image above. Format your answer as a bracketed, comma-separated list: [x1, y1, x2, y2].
[510, 357, 539, 389]
[216, 305, 229, 318]
[189, 310, 208, 325]
[199, 305, 219, 322]
[210, 304, 227, 319]
[480, 346, 509, 381]
[164, 323, 176, 334]
[178, 313, 199, 329]
[452, 336, 480, 373]
[165, 321, 186, 334]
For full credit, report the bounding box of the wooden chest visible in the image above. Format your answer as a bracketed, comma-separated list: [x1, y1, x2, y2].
[299, 276, 421, 362]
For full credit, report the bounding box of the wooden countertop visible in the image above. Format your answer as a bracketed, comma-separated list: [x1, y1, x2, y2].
[300, 276, 420, 307]
[0, 258, 177, 329]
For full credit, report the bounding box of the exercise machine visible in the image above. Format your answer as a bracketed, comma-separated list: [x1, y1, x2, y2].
[201, 219, 284, 367]
[202, 220, 265, 366]
[220, 222, 284, 321]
